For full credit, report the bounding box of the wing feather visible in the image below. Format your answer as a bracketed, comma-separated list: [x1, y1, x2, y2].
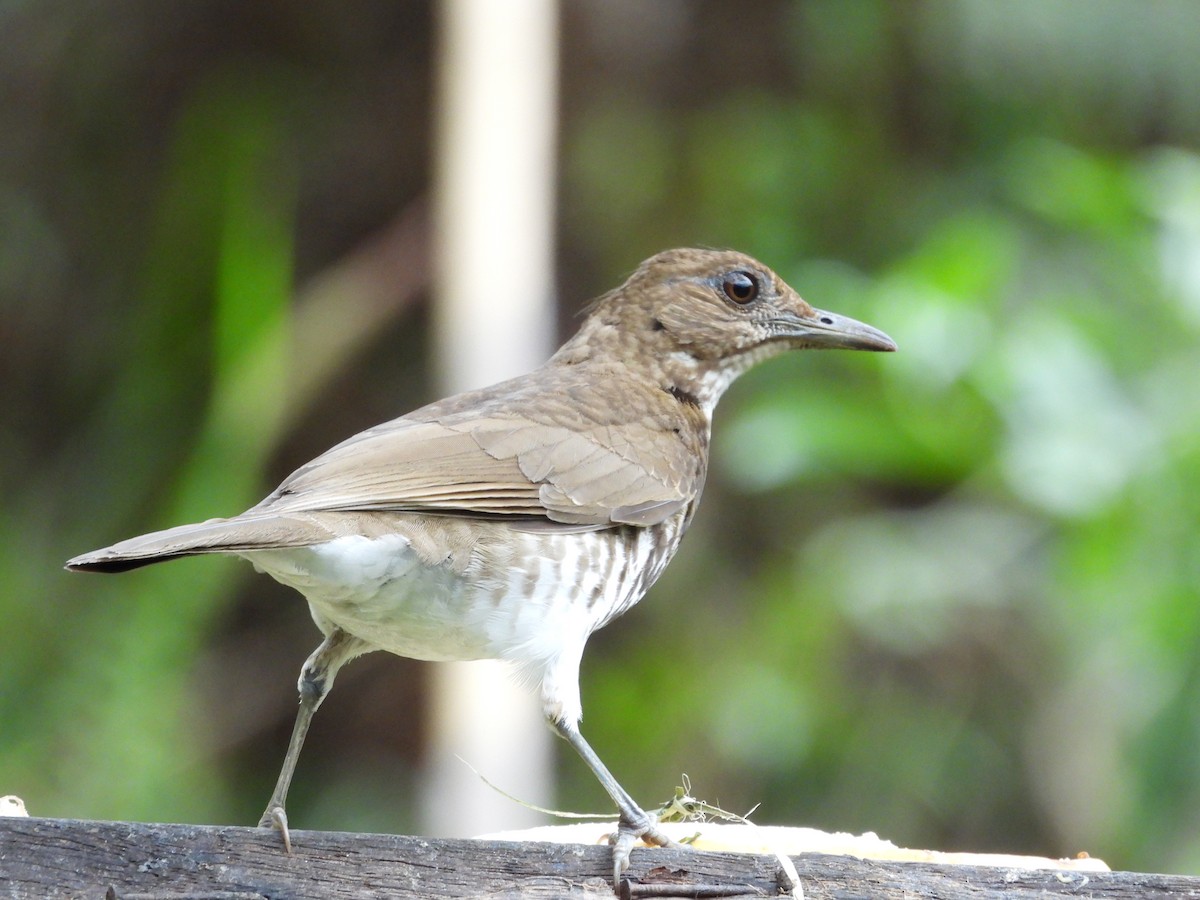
[252, 411, 699, 528]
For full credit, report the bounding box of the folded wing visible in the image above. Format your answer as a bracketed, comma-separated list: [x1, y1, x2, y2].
[256, 413, 697, 527]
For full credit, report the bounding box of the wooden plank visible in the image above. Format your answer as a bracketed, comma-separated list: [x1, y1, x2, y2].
[1, 817, 1195, 899]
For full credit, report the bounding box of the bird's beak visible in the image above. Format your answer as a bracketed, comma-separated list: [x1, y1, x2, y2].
[776, 308, 897, 352]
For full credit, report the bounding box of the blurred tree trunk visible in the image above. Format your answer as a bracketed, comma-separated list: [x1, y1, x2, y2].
[422, 0, 560, 837]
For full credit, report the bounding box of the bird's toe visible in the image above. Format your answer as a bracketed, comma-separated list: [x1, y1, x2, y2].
[258, 805, 293, 855]
[609, 808, 690, 890]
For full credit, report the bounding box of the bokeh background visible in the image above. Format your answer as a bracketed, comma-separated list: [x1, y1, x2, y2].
[4, 0, 1200, 876]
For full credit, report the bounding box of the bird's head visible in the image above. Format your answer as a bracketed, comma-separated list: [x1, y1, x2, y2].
[558, 248, 896, 411]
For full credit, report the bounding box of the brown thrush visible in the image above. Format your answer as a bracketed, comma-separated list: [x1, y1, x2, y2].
[68, 248, 895, 888]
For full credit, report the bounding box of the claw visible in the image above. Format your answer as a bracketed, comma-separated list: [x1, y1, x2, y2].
[609, 810, 688, 890]
[259, 805, 293, 855]
[552, 722, 690, 892]
[611, 825, 638, 886]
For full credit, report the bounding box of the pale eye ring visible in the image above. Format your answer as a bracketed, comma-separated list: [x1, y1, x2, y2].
[722, 270, 759, 304]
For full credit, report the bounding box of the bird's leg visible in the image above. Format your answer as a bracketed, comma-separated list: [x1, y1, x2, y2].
[259, 626, 369, 853]
[553, 717, 687, 888]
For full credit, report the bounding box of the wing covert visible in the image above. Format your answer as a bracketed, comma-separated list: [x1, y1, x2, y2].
[251, 409, 700, 529]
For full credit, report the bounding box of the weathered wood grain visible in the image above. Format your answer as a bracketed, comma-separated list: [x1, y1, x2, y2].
[1, 817, 1194, 899]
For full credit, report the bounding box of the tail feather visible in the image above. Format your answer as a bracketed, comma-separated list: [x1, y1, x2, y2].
[66, 514, 338, 573]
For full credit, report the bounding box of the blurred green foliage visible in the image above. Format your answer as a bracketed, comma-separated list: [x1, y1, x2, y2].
[3, 0, 1200, 879]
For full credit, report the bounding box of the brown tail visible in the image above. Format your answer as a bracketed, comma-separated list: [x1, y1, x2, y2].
[66, 514, 337, 573]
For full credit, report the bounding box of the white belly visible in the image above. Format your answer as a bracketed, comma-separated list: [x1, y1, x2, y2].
[246, 533, 488, 661]
[241, 518, 679, 669]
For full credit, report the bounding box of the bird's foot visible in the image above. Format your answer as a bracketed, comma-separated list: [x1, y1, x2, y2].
[609, 808, 688, 890]
[258, 805, 293, 855]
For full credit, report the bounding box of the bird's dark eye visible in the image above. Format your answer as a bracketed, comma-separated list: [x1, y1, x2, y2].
[722, 270, 759, 305]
